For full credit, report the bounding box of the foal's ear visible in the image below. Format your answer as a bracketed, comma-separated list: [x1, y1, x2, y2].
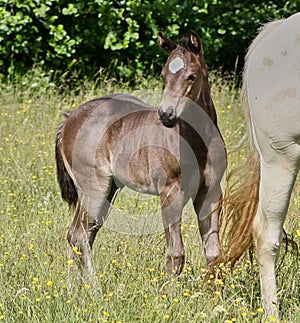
[158, 32, 177, 54]
[189, 30, 203, 54]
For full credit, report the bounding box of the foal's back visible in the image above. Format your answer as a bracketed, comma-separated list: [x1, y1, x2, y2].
[59, 94, 185, 197]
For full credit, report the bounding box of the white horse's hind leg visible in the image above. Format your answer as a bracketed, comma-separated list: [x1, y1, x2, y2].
[253, 158, 298, 319]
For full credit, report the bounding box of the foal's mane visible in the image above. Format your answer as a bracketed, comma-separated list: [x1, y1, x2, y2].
[178, 37, 195, 52]
[178, 36, 204, 55]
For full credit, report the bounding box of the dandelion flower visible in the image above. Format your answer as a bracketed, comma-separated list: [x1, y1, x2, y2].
[67, 259, 74, 265]
[215, 279, 224, 285]
[72, 246, 81, 255]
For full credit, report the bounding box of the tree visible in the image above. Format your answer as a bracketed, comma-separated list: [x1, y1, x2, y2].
[0, 0, 299, 81]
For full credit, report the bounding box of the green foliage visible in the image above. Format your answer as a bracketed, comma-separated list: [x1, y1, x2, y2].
[0, 0, 299, 80]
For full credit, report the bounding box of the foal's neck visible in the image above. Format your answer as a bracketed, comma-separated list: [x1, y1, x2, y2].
[197, 77, 217, 125]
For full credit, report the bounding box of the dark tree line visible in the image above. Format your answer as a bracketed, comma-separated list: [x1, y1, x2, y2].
[0, 0, 299, 81]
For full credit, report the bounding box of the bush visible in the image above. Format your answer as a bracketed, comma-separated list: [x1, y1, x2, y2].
[0, 0, 299, 81]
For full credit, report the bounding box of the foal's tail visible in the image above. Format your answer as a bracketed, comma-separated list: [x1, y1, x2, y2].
[55, 114, 78, 208]
[214, 77, 260, 267]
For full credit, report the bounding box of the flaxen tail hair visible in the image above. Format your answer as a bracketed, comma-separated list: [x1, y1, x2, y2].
[214, 19, 285, 267]
[55, 113, 78, 208]
[214, 85, 260, 266]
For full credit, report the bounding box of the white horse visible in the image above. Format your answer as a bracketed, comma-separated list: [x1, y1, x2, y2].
[216, 12, 300, 320]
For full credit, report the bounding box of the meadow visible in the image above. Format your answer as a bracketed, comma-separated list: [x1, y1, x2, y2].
[0, 70, 299, 323]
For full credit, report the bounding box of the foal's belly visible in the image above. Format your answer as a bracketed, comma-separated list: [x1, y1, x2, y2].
[112, 145, 181, 196]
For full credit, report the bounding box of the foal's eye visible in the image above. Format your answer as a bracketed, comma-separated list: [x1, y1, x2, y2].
[187, 74, 196, 82]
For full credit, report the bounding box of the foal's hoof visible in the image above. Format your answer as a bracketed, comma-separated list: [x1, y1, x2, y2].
[165, 255, 185, 277]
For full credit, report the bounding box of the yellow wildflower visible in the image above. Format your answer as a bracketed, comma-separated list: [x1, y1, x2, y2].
[67, 259, 74, 265]
[72, 246, 81, 255]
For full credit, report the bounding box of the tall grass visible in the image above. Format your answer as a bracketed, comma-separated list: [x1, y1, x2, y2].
[0, 70, 299, 323]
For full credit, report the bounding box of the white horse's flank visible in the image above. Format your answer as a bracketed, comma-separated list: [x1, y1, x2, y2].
[245, 12, 300, 318]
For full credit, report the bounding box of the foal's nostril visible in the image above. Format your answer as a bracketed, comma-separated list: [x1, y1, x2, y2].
[157, 106, 177, 127]
[166, 106, 175, 119]
[157, 107, 163, 118]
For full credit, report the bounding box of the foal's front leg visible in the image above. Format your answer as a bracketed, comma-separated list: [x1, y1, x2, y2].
[160, 189, 185, 276]
[163, 219, 185, 276]
[193, 185, 221, 267]
[198, 205, 220, 267]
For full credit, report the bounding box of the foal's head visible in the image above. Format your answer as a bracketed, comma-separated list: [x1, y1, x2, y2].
[157, 31, 209, 127]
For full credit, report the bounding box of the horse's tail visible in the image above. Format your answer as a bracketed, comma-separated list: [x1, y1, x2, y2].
[55, 113, 78, 208]
[214, 62, 260, 267]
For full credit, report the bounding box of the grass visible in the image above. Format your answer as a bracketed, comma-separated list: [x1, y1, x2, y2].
[0, 70, 299, 323]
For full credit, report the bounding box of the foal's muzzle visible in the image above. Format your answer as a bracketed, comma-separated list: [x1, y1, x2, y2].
[157, 106, 178, 127]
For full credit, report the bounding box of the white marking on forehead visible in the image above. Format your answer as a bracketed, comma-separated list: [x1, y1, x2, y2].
[169, 57, 185, 73]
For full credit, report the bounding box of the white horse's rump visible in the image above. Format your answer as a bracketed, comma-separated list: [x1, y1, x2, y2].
[246, 12, 300, 319]
[216, 12, 300, 321]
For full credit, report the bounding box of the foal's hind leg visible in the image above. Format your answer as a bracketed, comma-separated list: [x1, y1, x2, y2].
[67, 204, 99, 277]
[253, 158, 298, 318]
[67, 179, 118, 283]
